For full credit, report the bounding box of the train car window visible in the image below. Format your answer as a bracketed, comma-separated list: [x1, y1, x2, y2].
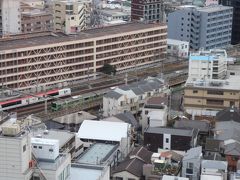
[2, 100, 21, 108]
[48, 92, 59, 96]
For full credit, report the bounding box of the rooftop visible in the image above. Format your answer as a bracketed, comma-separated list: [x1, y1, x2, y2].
[31, 129, 75, 148]
[38, 153, 70, 171]
[0, 22, 166, 51]
[183, 146, 202, 160]
[185, 75, 240, 91]
[77, 120, 129, 142]
[197, 4, 233, 13]
[77, 143, 118, 165]
[70, 164, 107, 180]
[201, 160, 228, 170]
[216, 107, 240, 123]
[174, 119, 210, 133]
[145, 127, 198, 137]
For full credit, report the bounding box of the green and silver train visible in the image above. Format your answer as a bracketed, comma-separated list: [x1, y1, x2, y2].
[51, 89, 108, 111]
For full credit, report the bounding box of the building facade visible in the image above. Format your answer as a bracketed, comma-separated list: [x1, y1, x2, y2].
[182, 146, 202, 180]
[184, 76, 240, 116]
[188, 49, 228, 80]
[0, 126, 33, 180]
[220, 0, 240, 45]
[144, 127, 198, 152]
[131, 0, 165, 23]
[53, 0, 87, 34]
[0, 0, 21, 36]
[167, 39, 189, 58]
[21, 10, 53, 33]
[168, 5, 233, 50]
[0, 22, 167, 91]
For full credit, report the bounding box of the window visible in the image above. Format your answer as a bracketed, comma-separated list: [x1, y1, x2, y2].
[186, 162, 194, 174]
[23, 145, 26, 152]
[165, 138, 169, 143]
[206, 99, 224, 105]
[33, 146, 37, 149]
[207, 90, 223, 95]
[187, 162, 193, 168]
[71, 17, 74, 20]
[193, 90, 198, 94]
[39, 146, 42, 149]
[49, 149, 53, 152]
[116, 177, 123, 180]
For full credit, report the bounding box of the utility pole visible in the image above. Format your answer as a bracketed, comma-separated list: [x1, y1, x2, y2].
[44, 95, 48, 115]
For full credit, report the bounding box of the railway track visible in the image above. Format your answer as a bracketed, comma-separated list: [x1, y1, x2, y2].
[13, 60, 188, 119]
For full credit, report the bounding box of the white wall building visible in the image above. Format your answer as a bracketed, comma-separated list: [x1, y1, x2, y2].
[31, 138, 60, 161]
[201, 160, 228, 180]
[0, 125, 33, 180]
[189, 49, 228, 80]
[142, 104, 168, 133]
[0, 0, 21, 36]
[167, 39, 189, 58]
[77, 120, 131, 158]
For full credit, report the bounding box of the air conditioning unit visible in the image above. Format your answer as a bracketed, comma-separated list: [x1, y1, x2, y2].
[2, 124, 21, 136]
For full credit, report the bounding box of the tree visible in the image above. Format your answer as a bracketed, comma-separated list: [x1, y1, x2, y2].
[100, 63, 117, 75]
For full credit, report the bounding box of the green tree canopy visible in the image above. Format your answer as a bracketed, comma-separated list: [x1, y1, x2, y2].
[100, 63, 117, 75]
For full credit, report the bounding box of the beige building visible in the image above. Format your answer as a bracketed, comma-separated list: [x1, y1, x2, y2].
[21, 9, 53, 33]
[53, 0, 87, 34]
[184, 76, 240, 116]
[0, 22, 167, 91]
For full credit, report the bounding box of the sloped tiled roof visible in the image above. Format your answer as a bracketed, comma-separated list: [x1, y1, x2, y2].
[128, 146, 153, 164]
[174, 119, 210, 133]
[112, 146, 153, 177]
[224, 141, 240, 156]
[114, 111, 139, 129]
[216, 107, 240, 123]
[112, 158, 145, 177]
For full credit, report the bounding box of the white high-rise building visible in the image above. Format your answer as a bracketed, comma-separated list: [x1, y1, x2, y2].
[0, 0, 21, 36]
[188, 49, 228, 80]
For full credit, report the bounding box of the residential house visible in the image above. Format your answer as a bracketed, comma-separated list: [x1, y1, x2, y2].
[222, 140, 240, 171]
[142, 104, 168, 133]
[201, 160, 228, 180]
[182, 146, 202, 180]
[103, 77, 167, 117]
[112, 146, 153, 180]
[144, 127, 198, 152]
[174, 119, 211, 147]
[143, 150, 183, 179]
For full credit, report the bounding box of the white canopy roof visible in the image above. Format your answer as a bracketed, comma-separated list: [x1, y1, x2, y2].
[77, 120, 129, 142]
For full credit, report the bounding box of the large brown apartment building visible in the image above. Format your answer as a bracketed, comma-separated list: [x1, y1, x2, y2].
[184, 76, 240, 116]
[0, 22, 167, 91]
